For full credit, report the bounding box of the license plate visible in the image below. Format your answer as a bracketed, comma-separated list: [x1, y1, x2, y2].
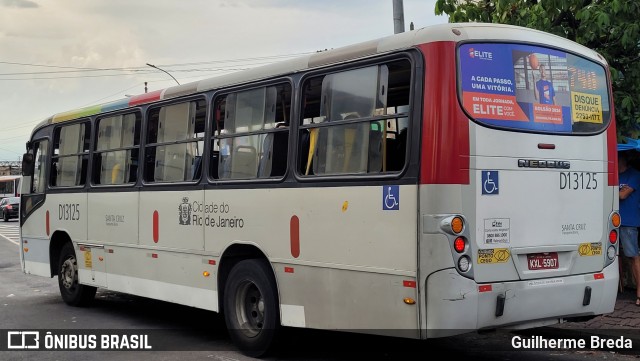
[527, 252, 558, 270]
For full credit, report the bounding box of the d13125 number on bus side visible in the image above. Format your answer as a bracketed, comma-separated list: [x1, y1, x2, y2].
[560, 172, 597, 190]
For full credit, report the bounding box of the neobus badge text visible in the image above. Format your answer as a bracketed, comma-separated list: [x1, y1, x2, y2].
[518, 159, 570, 169]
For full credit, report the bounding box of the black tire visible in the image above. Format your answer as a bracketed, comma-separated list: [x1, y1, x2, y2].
[57, 242, 96, 306]
[3, 211, 7, 222]
[224, 259, 280, 357]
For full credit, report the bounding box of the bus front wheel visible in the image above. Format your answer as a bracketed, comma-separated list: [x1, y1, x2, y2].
[57, 242, 96, 306]
[223, 259, 280, 357]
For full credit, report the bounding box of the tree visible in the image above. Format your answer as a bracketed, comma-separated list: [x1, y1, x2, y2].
[435, 0, 640, 137]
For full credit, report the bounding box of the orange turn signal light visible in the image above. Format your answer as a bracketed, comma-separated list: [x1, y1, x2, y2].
[203, 271, 210, 277]
[611, 212, 621, 228]
[404, 297, 416, 305]
[451, 216, 464, 234]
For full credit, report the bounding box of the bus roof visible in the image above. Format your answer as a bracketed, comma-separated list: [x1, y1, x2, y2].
[39, 23, 606, 129]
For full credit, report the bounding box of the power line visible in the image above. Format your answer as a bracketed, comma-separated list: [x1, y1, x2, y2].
[0, 51, 314, 75]
[0, 67, 253, 80]
[0, 134, 30, 142]
[0, 68, 149, 76]
[0, 120, 42, 132]
[82, 82, 148, 106]
[0, 145, 22, 155]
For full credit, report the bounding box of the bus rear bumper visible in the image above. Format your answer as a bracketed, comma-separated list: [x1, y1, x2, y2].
[424, 258, 619, 338]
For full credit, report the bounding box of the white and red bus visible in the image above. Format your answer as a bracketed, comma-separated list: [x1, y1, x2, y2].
[20, 23, 619, 355]
[0, 175, 21, 199]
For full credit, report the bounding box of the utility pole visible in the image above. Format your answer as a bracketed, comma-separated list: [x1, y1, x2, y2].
[145, 82, 148, 93]
[393, 0, 405, 34]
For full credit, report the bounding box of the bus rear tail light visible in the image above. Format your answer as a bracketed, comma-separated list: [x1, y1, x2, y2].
[609, 230, 618, 244]
[454, 237, 466, 253]
[458, 256, 471, 272]
[611, 212, 621, 228]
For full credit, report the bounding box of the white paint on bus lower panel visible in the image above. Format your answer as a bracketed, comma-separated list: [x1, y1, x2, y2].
[281, 304, 306, 327]
[104, 273, 218, 312]
[23, 260, 50, 277]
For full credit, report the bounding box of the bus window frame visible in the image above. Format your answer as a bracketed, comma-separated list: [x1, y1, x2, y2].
[28, 137, 50, 194]
[49, 118, 92, 189]
[91, 110, 143, 188]
[207, 78, 294, 185]
[293, 52, 417, 182]
[141, 95, 208, 187]
[455, 40, 613, 137]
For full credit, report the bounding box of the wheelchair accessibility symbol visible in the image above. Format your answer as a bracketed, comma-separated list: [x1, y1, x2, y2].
[383, 185, 399, 210]
[482, 171, 499, 195]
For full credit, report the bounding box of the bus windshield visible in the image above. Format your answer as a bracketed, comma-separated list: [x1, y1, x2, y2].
[458, 42, 611, 134]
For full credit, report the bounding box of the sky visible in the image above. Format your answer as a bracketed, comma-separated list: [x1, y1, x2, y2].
[0, 0, 447, 160]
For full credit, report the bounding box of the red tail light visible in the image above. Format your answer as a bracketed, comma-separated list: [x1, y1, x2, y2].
[454, 237, 466, 253]
[609, 230, 618, 244]
[6, 205, 12, 210]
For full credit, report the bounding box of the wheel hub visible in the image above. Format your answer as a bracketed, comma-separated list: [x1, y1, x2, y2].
[61, 257, 77, 289]
[235, 281, 265, 337]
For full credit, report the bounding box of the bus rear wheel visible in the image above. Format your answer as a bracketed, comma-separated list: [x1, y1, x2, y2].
[223, 259, 280, 357]
[57, 242, 96, 306]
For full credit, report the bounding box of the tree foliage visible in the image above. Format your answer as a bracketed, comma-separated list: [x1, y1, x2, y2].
[434, 0, 640, 137]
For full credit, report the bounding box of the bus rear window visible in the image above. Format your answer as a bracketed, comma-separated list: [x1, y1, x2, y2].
[458, 43, 611, 134]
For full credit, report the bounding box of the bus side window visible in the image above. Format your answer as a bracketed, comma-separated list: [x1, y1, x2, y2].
[299, 60, 410, 176]
[94, 113, 141, 186]
[212, 83, 291, 180]
[144, 100, 205, 183]
[32, 139, 49, 193]
[51, 121, 90, 187]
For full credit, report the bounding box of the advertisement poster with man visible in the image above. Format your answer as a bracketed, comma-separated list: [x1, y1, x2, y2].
[458, 43, 609, 133]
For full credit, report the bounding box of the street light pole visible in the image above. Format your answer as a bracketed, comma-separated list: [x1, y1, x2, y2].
[146, 63, 180, 85]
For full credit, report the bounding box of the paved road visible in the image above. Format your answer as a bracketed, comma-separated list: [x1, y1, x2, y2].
[0, 219, 19, 245]
[0, 224, 638, 360]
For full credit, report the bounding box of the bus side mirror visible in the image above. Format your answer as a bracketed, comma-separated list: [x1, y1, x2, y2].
[22, 153, 34, 176]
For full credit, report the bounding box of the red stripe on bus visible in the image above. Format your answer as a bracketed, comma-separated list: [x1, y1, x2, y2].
[128, 90, 162, 106]
[606, 100, 617, 186]
[290, 215, 300, 258]
[45, 210, 50, 236]
[153, 211, 159, 243]
[417, 42, 470, 185]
